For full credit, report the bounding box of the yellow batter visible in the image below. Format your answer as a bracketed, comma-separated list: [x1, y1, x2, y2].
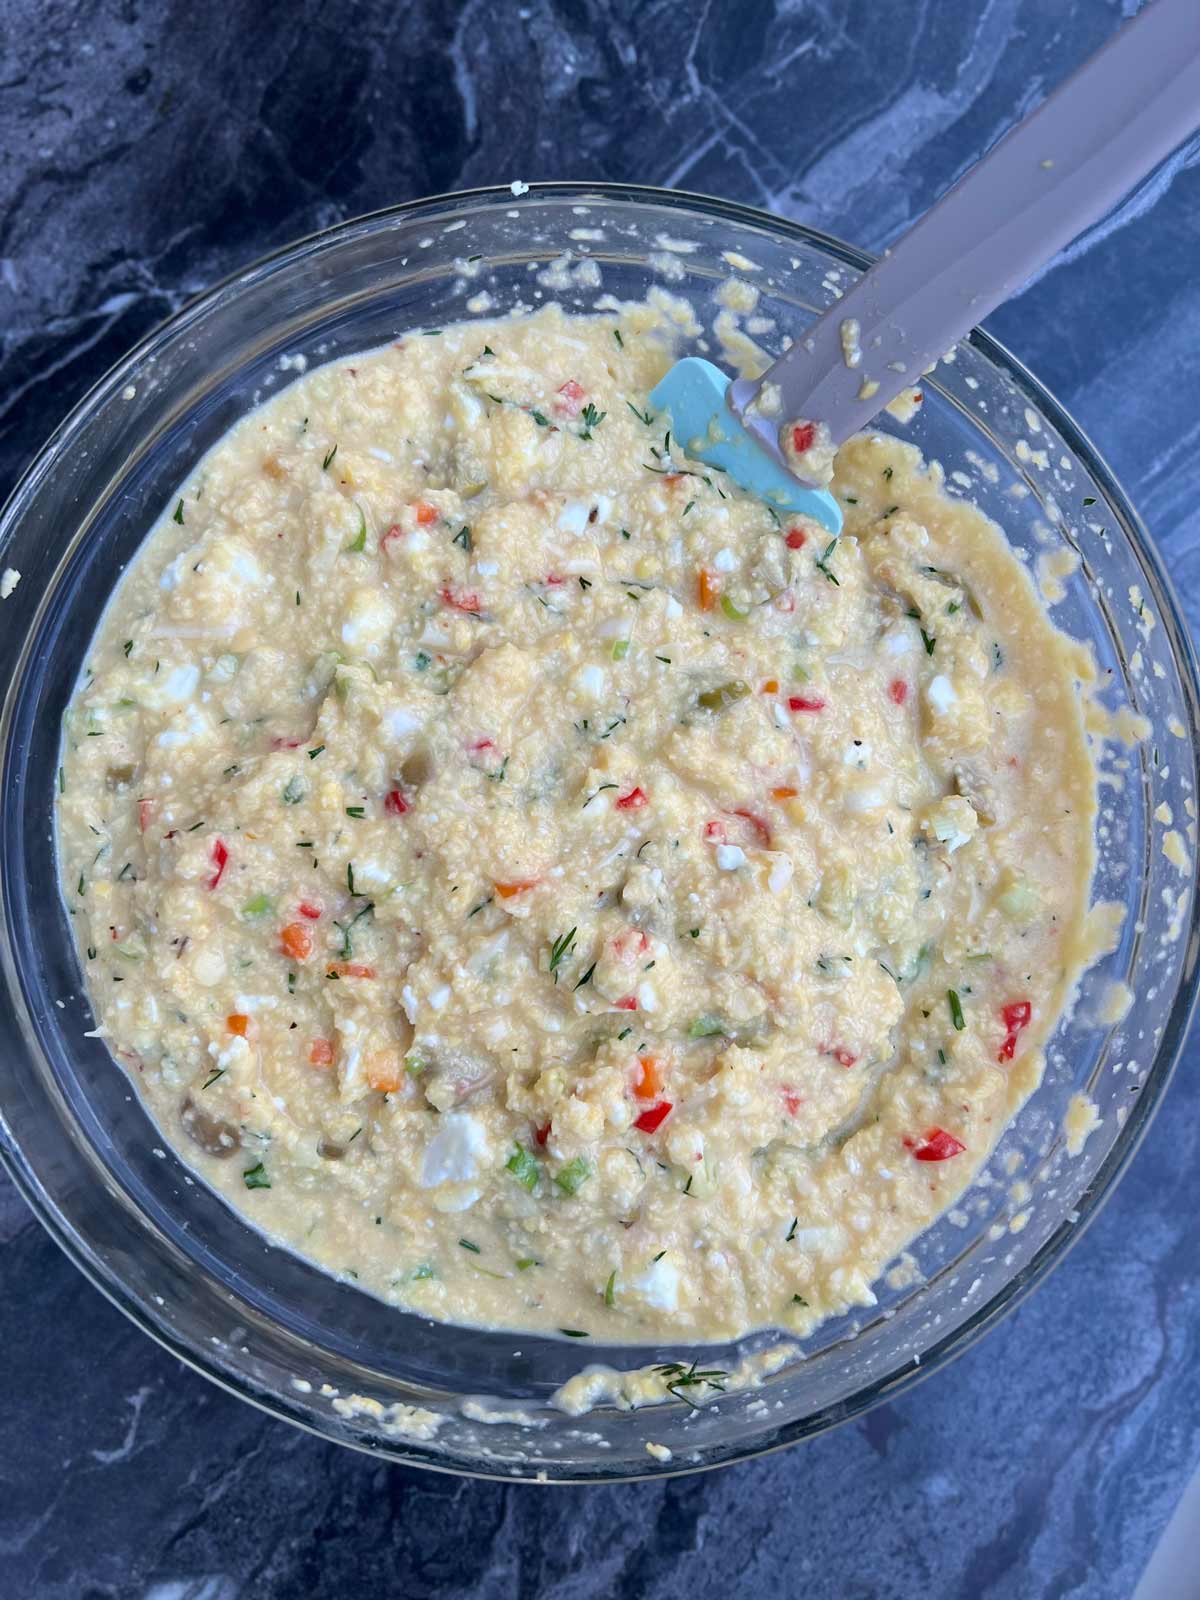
[57, 301, 1098, 1342]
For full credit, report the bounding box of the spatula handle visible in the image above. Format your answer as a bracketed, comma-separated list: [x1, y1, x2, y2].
[733, 0, 1200, 448]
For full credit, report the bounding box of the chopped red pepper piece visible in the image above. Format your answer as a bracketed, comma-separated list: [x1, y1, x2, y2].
[298, 901, 323, 920]
[616, 786, 648, 809]
[380, 523, 405, 552]
[271, 736, 305, 750]
[441, 584, 482, 614]
[728, 808, 772, 848]
[703, 819, 727, 844]
[791, 422, 816, 454]
[634, 1100, 672, 1134]
[534, 1121, 551, 1147]
[207, 839, 229, 890]
[998, 999, 1033, 1062]
[788, 695, 826, 713]
[137, 798, 155, 833]
[555, 379, 585, 417]
[785, 527, 807, 550]
[889, 679, 908, 706]
[614, 995, 638, 1011]
[825, 1045, 858, 1069]
[782, 1088, 802, 1117]
[905, 1127, 966, 1162]
[612, 927, 650, 962]
[384, 789, 410, 816]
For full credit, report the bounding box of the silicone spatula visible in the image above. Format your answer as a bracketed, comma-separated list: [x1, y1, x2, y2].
[650, 0, 1200, 537]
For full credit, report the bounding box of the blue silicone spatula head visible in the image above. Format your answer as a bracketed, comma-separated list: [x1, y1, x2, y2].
[648, 357, 843, 536]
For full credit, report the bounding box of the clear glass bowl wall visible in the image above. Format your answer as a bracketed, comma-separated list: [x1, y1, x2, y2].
[0, 186, 1196, 1481]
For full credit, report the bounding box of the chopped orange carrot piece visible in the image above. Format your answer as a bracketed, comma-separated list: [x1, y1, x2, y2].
[494, 878, 540, 899]
[771, 785, 799, 799]
[366, 1051, 403, 1092]
[634, 1055, 663, 1100]
[414, 501, 439, 525]
[761, 679, 779, 694]
[226, 1013, 252, 1037]
[308, 1038, 334, 1068]
[326, 961, 376, 979]
[697, 568, 718, 611]
[280, 922, 314, 961]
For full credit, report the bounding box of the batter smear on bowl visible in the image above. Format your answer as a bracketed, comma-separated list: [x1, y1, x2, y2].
[57, 303, 1100, 1341]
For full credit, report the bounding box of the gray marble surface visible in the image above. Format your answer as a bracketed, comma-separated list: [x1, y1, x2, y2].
[2, 1, 1199, 1595]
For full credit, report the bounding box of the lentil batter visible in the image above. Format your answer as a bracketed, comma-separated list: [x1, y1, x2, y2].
[57, 302, 1098, 1341]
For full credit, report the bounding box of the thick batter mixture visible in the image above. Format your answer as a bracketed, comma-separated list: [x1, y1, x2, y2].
[57, 301, 1098, 1341]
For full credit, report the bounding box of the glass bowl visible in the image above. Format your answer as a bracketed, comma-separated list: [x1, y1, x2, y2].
[0, 184, 1196, 1482]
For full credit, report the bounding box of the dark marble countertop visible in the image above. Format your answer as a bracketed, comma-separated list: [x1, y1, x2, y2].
[2, 2, 1198, 1595]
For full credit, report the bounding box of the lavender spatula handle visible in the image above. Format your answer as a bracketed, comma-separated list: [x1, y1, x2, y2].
[732, 0, 1200, 450]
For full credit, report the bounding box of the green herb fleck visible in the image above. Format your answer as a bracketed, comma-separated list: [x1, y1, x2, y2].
[243, 1162, 270, 1190]
[548, 926, 577, 979]
[688, 1015, 724, 1039]
[554, 1157, 591, 1196]
[458, 1237, 481, 1254]
[173, 499, 185, 525]
[505, 1143, 540, 1193]
[604, 1270, 617, 1308]
[815, 538, 840, 585]
[282, 776, 305, 805]
[655, 1360, 728, 1409]
[322, 444, 338, 471]
[344, 504, 367, 553]
[948, 988, 965, 1031]
[578, 402, 607, 440]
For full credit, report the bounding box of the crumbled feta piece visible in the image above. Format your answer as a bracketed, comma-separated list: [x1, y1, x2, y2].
[421, 1113, 487, 1187]
[631, 1255, 680, 1311]
[926, 674, 958, 714]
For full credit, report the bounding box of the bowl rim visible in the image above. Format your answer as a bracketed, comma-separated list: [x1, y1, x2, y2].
[2, 179, 1198, 1482]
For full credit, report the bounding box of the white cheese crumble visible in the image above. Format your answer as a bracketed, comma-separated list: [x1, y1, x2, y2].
[421, 1113, 487, 1187]
[926, 674, 958, 714]
[715, 844, 746, 871]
